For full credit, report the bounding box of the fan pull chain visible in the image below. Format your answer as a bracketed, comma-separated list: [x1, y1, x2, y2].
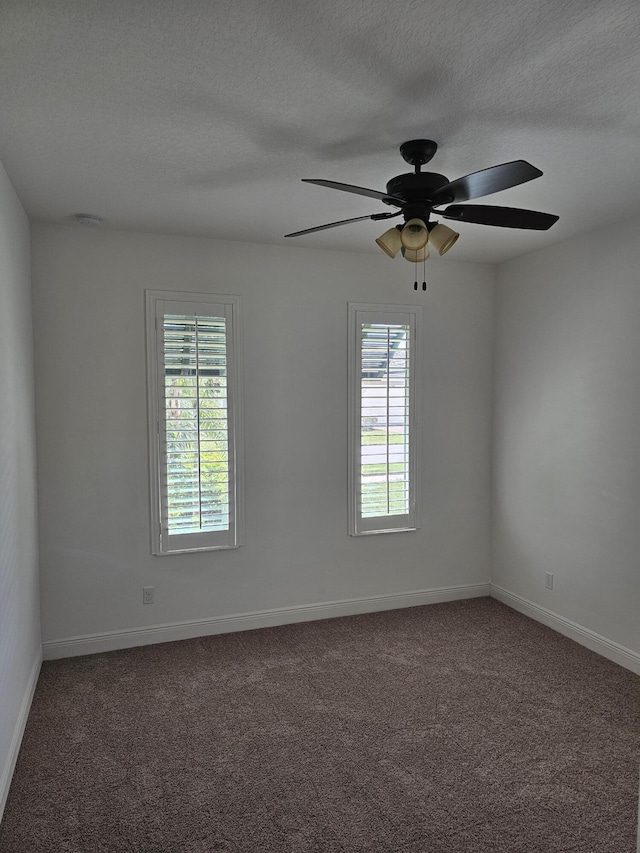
[411, 257, 428, 291]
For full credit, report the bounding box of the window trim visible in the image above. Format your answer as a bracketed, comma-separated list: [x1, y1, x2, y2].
[348, 302, 422, 536]
[145, 289, 244, 555]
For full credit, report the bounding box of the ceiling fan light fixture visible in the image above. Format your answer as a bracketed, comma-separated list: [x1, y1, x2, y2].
[401, 246, 430, 263]
[429, 222, 459, 255]
[289, 141, 556, 259]
[400, 218, 429, 250]
[375, 226, 403, 258]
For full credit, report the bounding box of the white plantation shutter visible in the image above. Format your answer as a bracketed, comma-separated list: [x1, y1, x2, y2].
[146, 291, 243, 554]
[349, 304, 421, 535]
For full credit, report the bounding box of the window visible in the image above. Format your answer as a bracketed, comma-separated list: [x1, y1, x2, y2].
[348, 303, 421, 535]
[146, 291, 243, 554]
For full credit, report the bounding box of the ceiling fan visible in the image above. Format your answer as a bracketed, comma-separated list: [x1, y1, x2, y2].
[285, 139, 558, 265]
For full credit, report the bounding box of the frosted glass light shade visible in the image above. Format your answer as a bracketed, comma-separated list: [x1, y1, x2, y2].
[400, 218, 429, 250]
[429, 223, 459, 255]
[401, 246, 430, 262]
[375, 227, 403, 258]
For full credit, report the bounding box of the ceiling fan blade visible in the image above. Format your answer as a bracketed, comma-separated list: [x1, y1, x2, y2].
[285, 210, 400, 238]
[432, 161, 543, 205]
[442, 204, 558, 230]
[302, 179, 404, 207]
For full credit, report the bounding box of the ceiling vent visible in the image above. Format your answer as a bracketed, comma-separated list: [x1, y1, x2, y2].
[73, 213, 102, 226]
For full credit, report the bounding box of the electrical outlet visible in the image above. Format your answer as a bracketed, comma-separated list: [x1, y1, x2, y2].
[544, 572, 554, 590]
[143, 586, 155, 604]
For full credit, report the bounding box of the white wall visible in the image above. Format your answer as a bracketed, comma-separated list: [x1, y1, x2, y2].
[0, 163, 41, 815]
[493, 216, 640, 656]
[31, 224, 494, 648]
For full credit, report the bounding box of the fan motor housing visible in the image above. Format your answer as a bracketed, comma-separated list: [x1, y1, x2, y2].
[386, 172, 450, 204]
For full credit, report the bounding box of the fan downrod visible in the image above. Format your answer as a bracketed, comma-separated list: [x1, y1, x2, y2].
[400, 139, 438, 171]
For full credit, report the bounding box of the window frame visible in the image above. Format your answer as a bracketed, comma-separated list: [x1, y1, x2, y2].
[145, 289, 244, 555]
[348, 302, 422, 536]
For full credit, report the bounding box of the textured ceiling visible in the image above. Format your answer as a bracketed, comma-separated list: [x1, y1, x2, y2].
[1, 0, 640, 262]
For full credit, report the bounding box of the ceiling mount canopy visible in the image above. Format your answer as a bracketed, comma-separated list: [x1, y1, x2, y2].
[285, 138, 559, 263]
[399, 139, 438, 170]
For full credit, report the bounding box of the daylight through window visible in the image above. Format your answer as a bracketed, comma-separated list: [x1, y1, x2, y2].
[349, 304, 421, 535]
[146, 292, 243, 554]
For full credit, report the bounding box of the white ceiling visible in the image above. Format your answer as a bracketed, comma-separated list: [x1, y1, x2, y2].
[1, 0, 639, 263]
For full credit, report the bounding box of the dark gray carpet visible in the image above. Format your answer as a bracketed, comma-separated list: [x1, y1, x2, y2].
[1, 597, 639, 852]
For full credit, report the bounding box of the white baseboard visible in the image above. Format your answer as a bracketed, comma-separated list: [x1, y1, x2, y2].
[42, 583, 491, 660]
[0, 650, 42, 823]
[490, 584, 640, 676]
